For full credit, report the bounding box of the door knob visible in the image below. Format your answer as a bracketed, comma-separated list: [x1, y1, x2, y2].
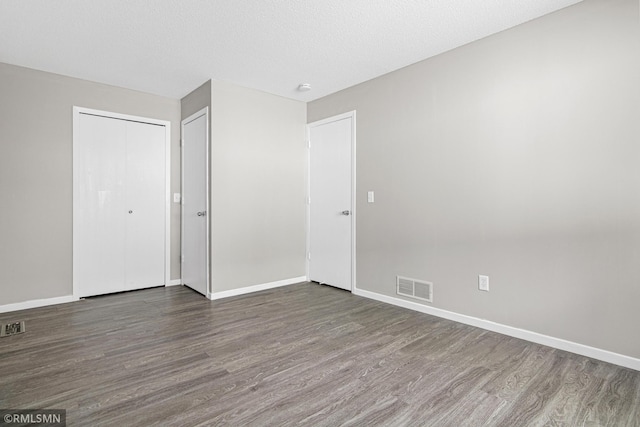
[341, 210, 351, 216]
[197, 211, 207, 216]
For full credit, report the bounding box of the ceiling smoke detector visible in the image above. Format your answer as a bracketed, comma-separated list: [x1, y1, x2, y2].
[297, 83, 312, 92]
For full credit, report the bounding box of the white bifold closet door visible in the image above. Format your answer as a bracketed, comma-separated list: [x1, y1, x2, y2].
[74, 112, 166, 297]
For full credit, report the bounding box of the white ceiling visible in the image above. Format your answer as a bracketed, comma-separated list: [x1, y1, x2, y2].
[0, 0, 583, 102]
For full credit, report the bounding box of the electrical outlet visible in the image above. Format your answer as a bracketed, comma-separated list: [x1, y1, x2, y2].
[478, 275, 489, 292]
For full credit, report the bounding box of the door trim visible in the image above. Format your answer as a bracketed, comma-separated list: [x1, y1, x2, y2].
[72, 106, 172, 299]
[180, 107, 211, 297]
[306, 111, 357, 292]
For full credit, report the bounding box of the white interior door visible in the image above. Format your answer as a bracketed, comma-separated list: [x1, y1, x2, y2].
[309, 112, 355, 291]
[74, 109, 168, 298]
[181, 108, 209, 296]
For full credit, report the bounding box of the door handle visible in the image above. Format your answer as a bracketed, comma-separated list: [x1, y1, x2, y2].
[341, 210, 351, 216]
[197, 211, 207, 217]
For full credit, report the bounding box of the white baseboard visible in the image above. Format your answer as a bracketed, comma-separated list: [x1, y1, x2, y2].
[353, 287, 640, 372]
[209, 276, 307, 301]
[4, 281, 181, 312]
[0, 295, 78, 314]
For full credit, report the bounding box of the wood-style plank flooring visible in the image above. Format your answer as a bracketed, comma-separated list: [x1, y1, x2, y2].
[1, 283, 639, 426]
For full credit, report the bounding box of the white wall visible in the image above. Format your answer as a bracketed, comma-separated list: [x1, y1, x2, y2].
[308, 0, 640, 359]
[0, 62, 182, 306]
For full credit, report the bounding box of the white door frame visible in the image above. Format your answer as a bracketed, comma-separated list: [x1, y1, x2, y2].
[306, 111, 357, 292]
[180, 107, 211, 297]
[72, 106, 172, 299]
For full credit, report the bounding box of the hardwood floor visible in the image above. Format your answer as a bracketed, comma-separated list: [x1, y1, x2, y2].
[1, 283, 639, 426]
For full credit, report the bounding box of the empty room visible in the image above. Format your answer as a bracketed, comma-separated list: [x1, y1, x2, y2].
[1, 0, 639, 425]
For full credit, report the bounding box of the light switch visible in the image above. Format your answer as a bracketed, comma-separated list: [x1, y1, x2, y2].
[173, 193, 181, 203]
[367, 191, 375, 203]
[479, 275, 489, 292]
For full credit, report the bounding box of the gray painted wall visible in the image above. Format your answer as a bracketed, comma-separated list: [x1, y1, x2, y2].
[0, 62, 182, 305]
[308, 0, 640, 358]
[181, 80, 212, 121]
[210, 80, 307, 292]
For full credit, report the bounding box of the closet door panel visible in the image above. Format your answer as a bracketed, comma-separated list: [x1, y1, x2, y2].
[76, 114, 127, 296]
[124, 121, 166, 290]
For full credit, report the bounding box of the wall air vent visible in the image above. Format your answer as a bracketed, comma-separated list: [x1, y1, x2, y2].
[397, 276, 433, 303]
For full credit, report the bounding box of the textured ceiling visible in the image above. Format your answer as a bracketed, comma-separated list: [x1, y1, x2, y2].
[0, 0, 583, 102]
